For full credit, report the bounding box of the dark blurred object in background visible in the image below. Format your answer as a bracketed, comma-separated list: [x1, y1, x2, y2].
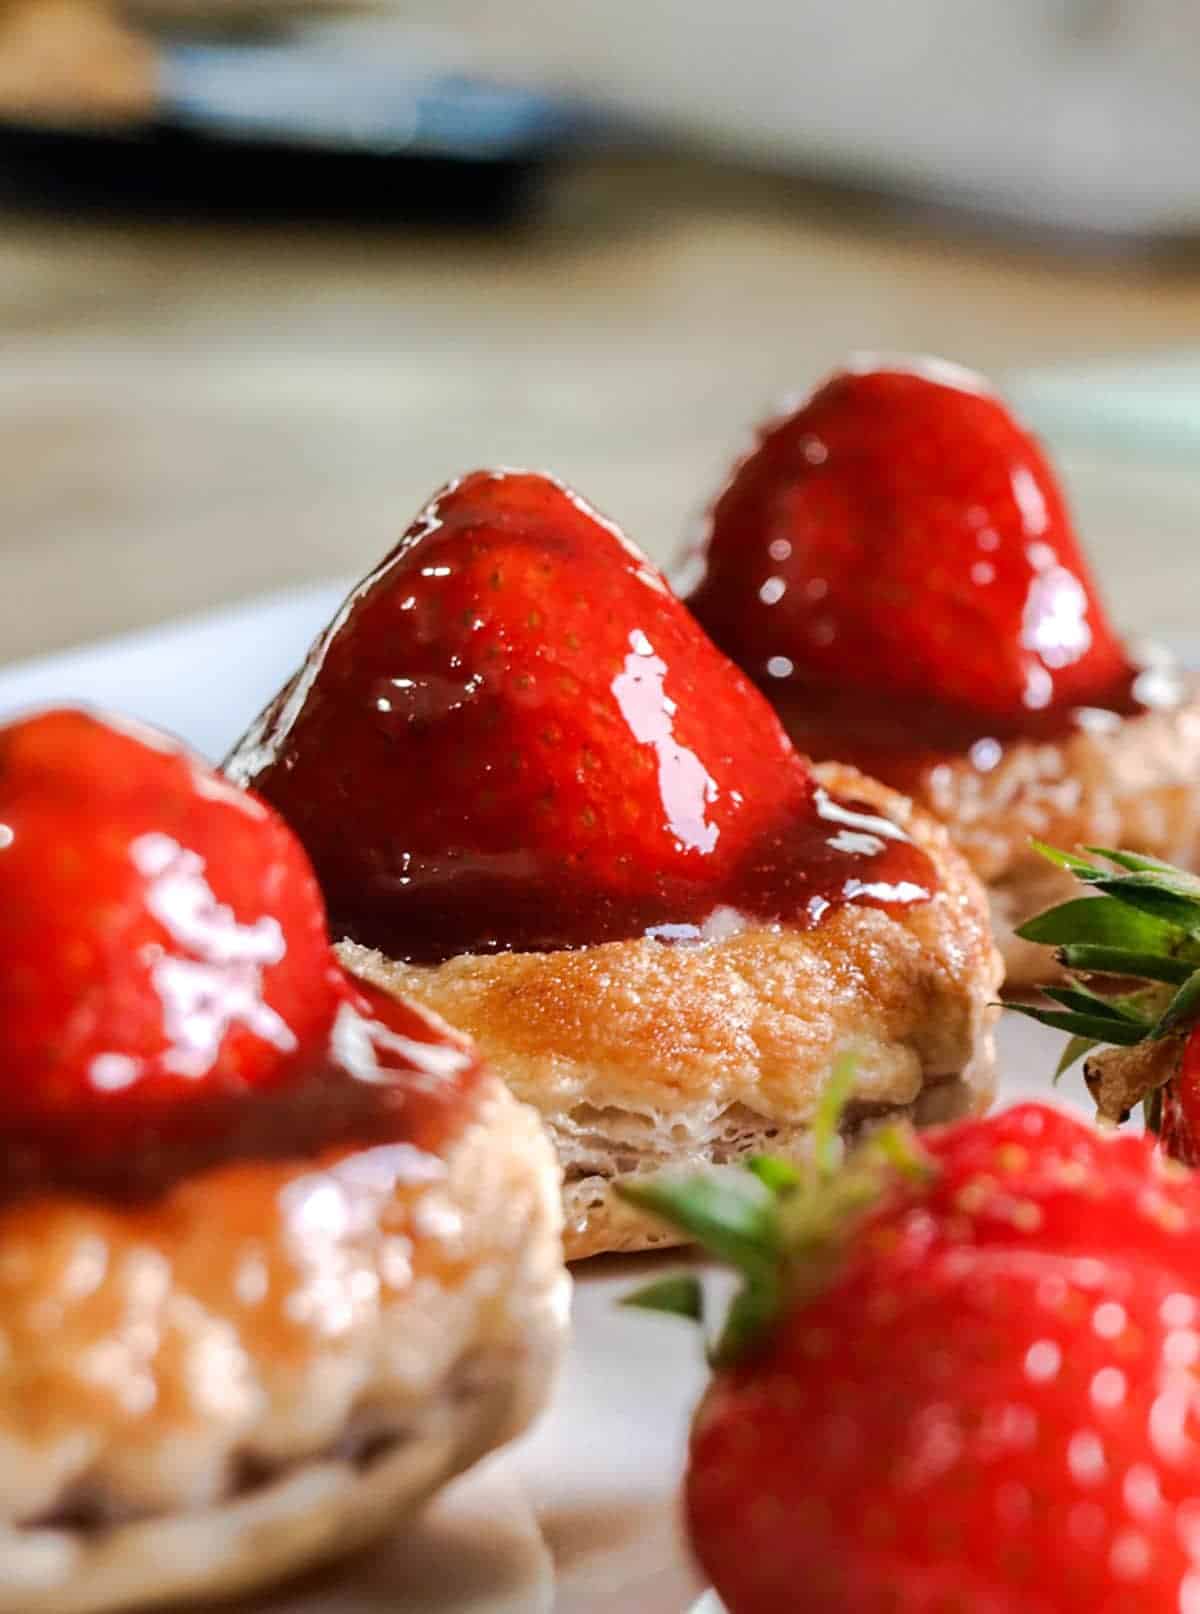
[6, 0, 1200, 239]
[0, 16, 607, 222]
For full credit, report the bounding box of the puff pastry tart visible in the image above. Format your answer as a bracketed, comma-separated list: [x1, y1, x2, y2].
[684, 358, 1200, 991]
[0, 709, 565, 1613]
[226, 470, 1001, 1261]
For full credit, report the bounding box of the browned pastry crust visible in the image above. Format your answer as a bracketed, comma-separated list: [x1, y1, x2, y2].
[902, 685, 1200, 991]
[342, 761, 1002, 1262]
[0, 1078, 566, 1614]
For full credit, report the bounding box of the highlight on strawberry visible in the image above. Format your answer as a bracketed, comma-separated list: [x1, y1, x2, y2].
[619, 1072, 1200, 1614]
[0, 705, 484, 1195]
[1007, 844, 1200, 1163]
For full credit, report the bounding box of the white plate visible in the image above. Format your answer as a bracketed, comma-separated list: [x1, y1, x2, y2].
[0, 586, 1109, 1613]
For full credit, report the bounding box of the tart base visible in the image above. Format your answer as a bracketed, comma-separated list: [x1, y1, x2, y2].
[911, 684, 1200, 991]
[1, 1360, 539, 1614]
[343, 761, 1001, 1262]
[557, 1059, 993, 1260]
[0, 1083, 567, 1614]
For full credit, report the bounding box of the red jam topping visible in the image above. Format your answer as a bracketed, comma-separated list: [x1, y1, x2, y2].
[226, 470, 938, 964]
[763, 660, 1176, 792]
[260, 783, 934, 964]
[1, 971, 483, 1205]
[1, 970, 482, 1205]
[0, 709, 482, 1205]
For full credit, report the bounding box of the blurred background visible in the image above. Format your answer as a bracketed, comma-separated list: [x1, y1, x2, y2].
[3, 0, 1200, 669]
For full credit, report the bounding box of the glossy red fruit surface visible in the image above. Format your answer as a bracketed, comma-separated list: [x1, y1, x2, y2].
[687, 359, 1135, 741]
[1161, 1031, 1200, 1169]
[0, 709, 481, 1199]
[227, 470, 936, 962]
[687, 1103, 1200, 1614]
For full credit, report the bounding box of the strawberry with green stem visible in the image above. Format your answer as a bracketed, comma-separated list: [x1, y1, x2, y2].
[1007, 844, 1200, 1161]
[620, 1080, 1200, 1613]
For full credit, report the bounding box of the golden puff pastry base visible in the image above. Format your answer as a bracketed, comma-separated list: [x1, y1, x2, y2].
[0, 1081, 568, 1614]
[909, 682, 1200, 991]
[343, 761, 1002, 1262]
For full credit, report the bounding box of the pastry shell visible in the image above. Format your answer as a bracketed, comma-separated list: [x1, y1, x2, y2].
[343, 762, 1001, 1261]
[909, 683, 1200, 991]
[0, 1079, 567, 1613]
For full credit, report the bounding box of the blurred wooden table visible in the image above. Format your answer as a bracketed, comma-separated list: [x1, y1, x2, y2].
[3, 155, 1200, 666]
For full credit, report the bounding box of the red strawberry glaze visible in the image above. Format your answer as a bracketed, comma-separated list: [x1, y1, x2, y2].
[2, 970, 484, 1206]
[686, 359, 1165, 785]
[227, 470, 938, 964]
[764, 670, 1157, 801]
[0, 709, 482, 1204]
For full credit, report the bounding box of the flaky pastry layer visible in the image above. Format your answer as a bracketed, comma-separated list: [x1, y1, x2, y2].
[343, 761, 1001, 1261]
[0, 1080, 567, 1614]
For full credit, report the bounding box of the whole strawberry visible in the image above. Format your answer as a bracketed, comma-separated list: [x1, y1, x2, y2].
[686, 358, 1133, 727]
[227, 469, 933, 962]
[624, 1094, 1200, 1613]
[0, 707, 476, 1194]
[1010, 844, 1200, 1166]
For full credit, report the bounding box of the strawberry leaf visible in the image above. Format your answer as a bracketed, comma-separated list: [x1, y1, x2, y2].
[618, 1171, 781, 1273]
[1009, 846, 1200, 1126]
[1029, 841, 1105, 877]
[1055, 945, 1196, 985]
[1041, 983, 1153, 1025]
[1006, 1003, 1148, 1044]
[812, 1052, 858, 1176]
[1016, 896, 1182, 950]
[1085, 848, 1200, 880]
[1088, 876, 1200, 934]
[618, 1172, 787, 1363]
[622, 1273, 705, 1323]
[747, 1156, 803, 1192]
[1152, 967, 1200, 1041]
[1098, 864, 1200, 900]
[1055, 1034, 1098, 1079]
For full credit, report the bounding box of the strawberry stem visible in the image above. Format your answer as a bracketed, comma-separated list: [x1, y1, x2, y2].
[621, 1273, 705, 1323]
[811, 1051, 858, 1176]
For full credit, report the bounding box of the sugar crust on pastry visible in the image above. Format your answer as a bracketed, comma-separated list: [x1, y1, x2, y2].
[902, 683, 1200, 992]
[0, 1078, 567, 1614]
[342, 761, 1002, 1261]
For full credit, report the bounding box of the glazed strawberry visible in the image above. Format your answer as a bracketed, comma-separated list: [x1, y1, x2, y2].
[226, 470, 936, 962]
[624, 1098, 1200, 1614]
[0, 710, 563, 1614]
[686, 358, 1134, 728]
[0, 708, 339, 1101]
[1010, 844, 1200, 1166]
[0, 708, 481, 1195]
